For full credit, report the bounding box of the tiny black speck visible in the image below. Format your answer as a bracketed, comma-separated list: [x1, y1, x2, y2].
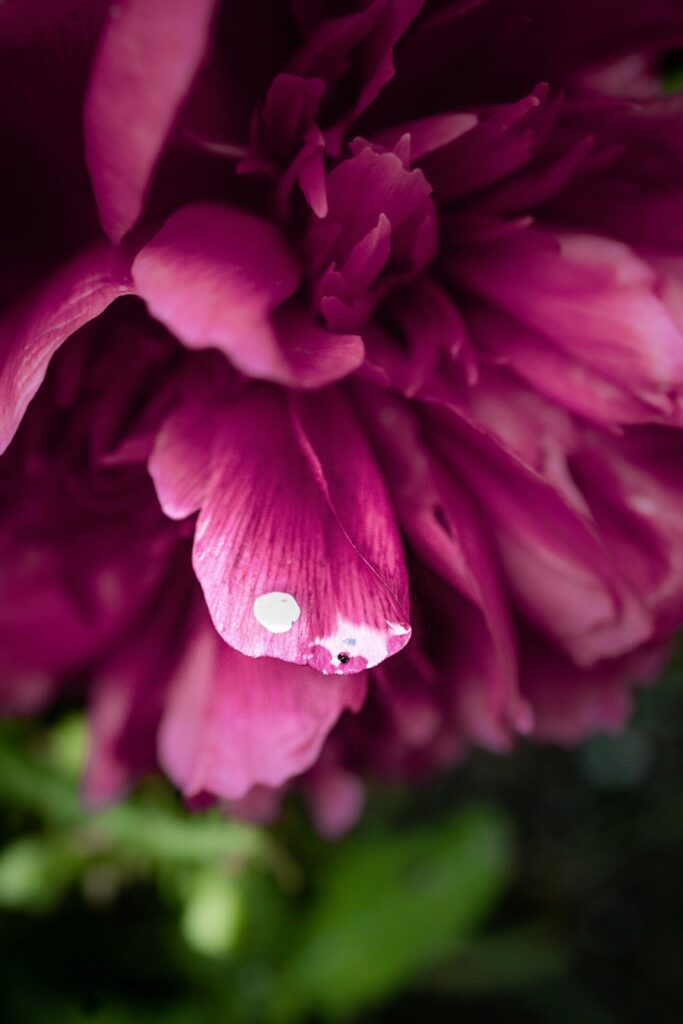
[337, 652, 351, 664]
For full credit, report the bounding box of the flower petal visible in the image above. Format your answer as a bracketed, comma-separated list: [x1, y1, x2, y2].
[306, 144, 434, 276]
[84, 554, 195, 807]
[361, 390, 518, 695]
[85, 0, 219, 242]
[0, 245, 130, 453]
[149, 383, 411, 673]
[520, 631, 665, 746]
[134, 202, 363, 387]
[289, 0, 424, 146]
[158, 608, 368, 800]
[470, 304, 671, 426]
[425, 400, 654, 666]
[570, 428, 683, 632]
[272, 305, 365, 388]
[451, 228, 683, 416]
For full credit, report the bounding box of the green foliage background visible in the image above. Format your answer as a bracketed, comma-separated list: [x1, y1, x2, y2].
[0, 646, 682, 1024]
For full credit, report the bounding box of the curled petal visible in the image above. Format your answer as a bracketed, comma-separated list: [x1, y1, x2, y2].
[307, 144, 434, 275]
[570, 429, 683, 631]
[289, 0, 425, 145]
[423, 86, 553, 202]
[132, 201, 300, 353]
[471, 305, 673, 426]
[272, 305, 365, 388]
[451, 228, 683, 418]
[133, 202, 363, 387]
[363, 280, 476, 395]
[0, 245, 130, 453]
[361, 391, 521, 728]
[149, 383, 410, 673]
[372, 112, 478, 163]
[426, 401, 654, 666]
[85, 0, 219, 242]
[158, 608, 368, 800]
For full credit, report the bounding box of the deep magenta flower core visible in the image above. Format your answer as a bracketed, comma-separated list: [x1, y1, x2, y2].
[3, 0, 683, 831]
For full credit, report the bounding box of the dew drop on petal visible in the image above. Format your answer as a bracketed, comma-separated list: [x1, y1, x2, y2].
[253, 591, 301, 633]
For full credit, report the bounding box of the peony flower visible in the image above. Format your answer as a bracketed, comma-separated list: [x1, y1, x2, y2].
[3, 0, 683, 831]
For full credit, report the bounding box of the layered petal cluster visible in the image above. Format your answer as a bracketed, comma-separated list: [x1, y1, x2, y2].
[3, 0, 683, 829]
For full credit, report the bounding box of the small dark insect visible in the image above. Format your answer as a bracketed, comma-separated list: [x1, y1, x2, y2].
[337, 652, 351, 664]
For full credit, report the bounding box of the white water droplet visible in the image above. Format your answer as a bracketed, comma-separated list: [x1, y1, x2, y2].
[253, 592, 301, 634]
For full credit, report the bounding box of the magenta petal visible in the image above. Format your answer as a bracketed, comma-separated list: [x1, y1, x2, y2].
[423, 86, 552, 202]
[362, 391, 520, 724]
[372, 112, 478, 163]
[471, 305, 670, 426]
[133, 201, 360, 387]
[307, 145, 433, 273]
[521, 633, 665, 746]
[363, 280, 475, 396]
[149, 384, 410, 673]
[146, 390, 213, 520]
[158, 611, 368, 800]
[570, 430, 683, 632]
[273, 305, 365, 388]
[259, 73, 326, 160]
[305, 765, 365, 839]
[132, 202, 308, 379]
[437, 416, 654, 667]
[85, 0, 219, 242]
[0, 245, 130, 453]
[84, 559, 194, 807]
[453, 228, 683, 415]
[289, 0, 424, 144]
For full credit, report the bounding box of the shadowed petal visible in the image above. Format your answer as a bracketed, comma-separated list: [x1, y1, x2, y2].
[0, 245, 131, 453]
[520, 631, 666, 746]
[84, 554, 195, 807]
[289, 0, 424, 146]
[85, 0, 219, 242]
[360, 390, 519, 716]
[416, 386, 655, 667]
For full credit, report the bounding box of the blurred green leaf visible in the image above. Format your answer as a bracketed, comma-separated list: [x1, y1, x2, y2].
[0, 835, 84, 911]
[0, 731, 284, 872]
[277, 803, 513, 1020]
[44, 713, 88, 781]
[180, 868, 244, 957]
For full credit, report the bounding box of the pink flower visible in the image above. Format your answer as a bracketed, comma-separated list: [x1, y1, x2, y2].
[3, 0, 683, 831]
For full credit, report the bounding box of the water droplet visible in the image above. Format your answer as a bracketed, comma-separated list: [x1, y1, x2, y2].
[253, 592, 301, 634]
